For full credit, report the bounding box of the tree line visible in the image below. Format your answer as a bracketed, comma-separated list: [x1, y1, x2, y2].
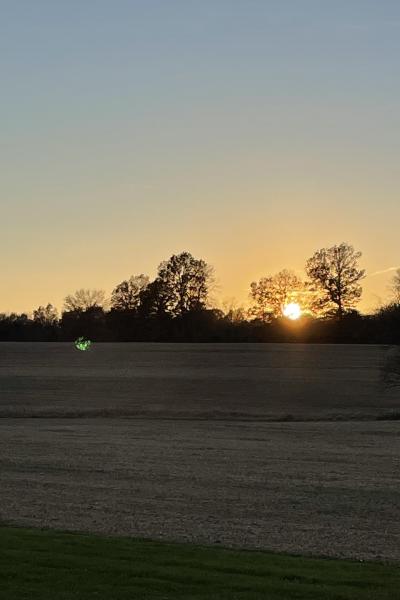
[1, 244, 400, 343]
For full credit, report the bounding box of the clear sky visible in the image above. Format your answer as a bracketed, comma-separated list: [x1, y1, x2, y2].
[2, 1, 400, 314]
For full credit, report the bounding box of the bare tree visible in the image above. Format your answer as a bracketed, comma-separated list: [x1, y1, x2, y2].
[156, 252, 214, 317]
[249, 269, 305, 321]
[390, 268, 400, 304]
[33, 303, 59, 325]
[111, 274, 149, 311]
[222, 297, 246, 322]
[63, 289, 107, 312]
[305, 243, 365, 318]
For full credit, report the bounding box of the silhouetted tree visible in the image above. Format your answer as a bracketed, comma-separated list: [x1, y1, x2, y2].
[155, 252, 214, 317]
[60, 306, 108, 341]
[305, 243, 365, 318]
[33, 303, 59, 325]
[373, 302, 400, 344]
[222, 298, 246, 323]
[5, 245, 400, 343]
[111, 275, 149, 311]
[137, 279, 169, 317]
[390, 268, 400, 304]
[64, 289, 107, 312]
[249, 269, 305, 321]
[0, 313, 32, 341]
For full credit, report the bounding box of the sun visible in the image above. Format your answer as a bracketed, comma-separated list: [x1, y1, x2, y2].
[283, 302, 302, 320]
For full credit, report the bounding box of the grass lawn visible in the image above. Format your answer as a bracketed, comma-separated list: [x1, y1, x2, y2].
[0, 526, 399, 599]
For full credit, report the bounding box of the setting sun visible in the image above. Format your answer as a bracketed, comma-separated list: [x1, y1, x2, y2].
[283, 302, 302, 320]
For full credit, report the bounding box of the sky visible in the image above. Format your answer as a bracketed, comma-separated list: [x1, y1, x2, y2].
[1, 1, 400, 314]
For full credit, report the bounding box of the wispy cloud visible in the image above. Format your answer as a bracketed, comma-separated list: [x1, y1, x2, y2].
[368, 266, 400, 278]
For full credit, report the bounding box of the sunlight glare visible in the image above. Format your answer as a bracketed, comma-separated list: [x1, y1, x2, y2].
[283, 302, 302, 320]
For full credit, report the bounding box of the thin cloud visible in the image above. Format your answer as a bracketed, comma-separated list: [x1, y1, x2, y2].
[368, 266, 400, 278]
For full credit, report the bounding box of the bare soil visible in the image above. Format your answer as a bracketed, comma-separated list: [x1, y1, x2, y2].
[0, 342, 398, 420]
[0, 343, 399, 562]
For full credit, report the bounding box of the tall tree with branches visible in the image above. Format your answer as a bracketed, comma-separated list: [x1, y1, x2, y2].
[156, 252, 214, 317]
[249, 269, 306, 321]
[33, 304, 59, 325]
[305, 243, 365, 318]
[111, 275, 149, 311]
[63, 289, 107, 312]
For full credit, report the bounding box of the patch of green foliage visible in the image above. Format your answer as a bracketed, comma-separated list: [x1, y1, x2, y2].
[0, 526, 398, 599]
[74, 337, 92, 351]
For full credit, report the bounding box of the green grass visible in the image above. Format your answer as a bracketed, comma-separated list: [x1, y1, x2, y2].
[0, 527, 399, 599]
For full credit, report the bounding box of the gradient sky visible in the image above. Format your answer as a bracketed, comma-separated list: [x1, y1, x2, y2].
[2, 1, 400, 314]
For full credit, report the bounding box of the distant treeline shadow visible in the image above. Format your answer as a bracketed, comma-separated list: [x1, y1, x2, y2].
[381, 346, 400, 390]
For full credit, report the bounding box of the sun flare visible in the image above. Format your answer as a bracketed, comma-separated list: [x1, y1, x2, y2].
[283, 302, 302, 320]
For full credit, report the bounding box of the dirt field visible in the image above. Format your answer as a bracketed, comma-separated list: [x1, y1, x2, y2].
[0, 343, 399, 562]
[0, 342, 398, 419]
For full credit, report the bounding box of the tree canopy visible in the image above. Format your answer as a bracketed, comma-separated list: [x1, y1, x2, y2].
[249, 269, 306, 321]
[155, 252, 214, 317]
[64, 289, 107, 312]
[305, 243, 365, 318]
[10, 244, 400, 343]
[33, 304, 58, 325]
[111, 275, 149, 311]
